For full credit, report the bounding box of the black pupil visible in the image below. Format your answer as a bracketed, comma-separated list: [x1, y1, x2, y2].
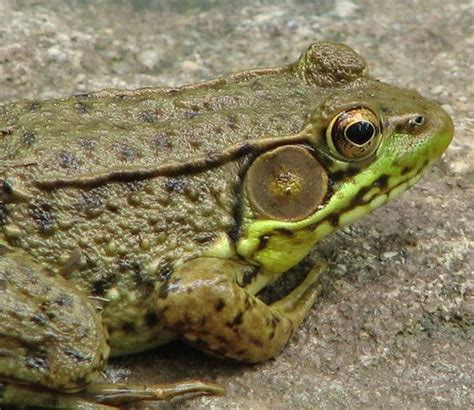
[345, 121, 375, 145]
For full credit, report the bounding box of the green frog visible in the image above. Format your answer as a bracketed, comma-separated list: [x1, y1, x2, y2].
[0, 41, 453, 408]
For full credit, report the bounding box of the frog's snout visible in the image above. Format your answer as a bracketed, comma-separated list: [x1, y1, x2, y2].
[423, 101, 454, 158]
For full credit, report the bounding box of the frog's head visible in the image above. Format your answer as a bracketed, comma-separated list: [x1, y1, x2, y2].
[236, 41, 454, 274]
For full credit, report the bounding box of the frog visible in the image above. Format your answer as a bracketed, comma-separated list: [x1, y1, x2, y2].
[0, 41, 453, 408]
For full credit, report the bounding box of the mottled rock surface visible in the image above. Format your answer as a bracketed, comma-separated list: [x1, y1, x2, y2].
[0, 0, 472, 408]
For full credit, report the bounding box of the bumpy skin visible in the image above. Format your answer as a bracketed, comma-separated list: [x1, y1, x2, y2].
[0, 42, 453, 405]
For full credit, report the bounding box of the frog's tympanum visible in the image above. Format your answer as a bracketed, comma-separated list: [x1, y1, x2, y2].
[0, 42, 453, 407]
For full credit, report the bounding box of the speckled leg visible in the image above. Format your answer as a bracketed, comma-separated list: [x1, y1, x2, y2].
[0, 246, 223, 408]
[155, 257, 324, 362]
[0, 247, 109, 393]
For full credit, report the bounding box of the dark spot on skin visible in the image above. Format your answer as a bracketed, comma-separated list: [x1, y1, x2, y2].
[373, 174, 389, 189]
[29, 200, 55, 233]
[0, 245, 9, 256]
[250, 337, 264, 348]
[63, 348, 89, 363]
[119, 259, 154, 292]
[23, 131, 37, 145]
[215, 298, 226, 312]
[192, 232, 216, 244]
[122, 321, 136, 333]
[157, 280, 171, 300]
[91, 274, 116, 297]
[26, 346, 48, 372]
[145, 312, 159, 327]
[28, 101, 41, 111]
[349, 185, 371, 208]
[116, 145, 136, 162]
[327, 212, 340, 227]
[0, 278, 7, 292]
[227, 311, 244, 328]
[164, 178, 187, 193]
[151, 132, 173, 151]
[106, 202, 120, 213]
[401, 166, 411, 176]
[31, 313, 48, 326]
[126, 180, 145, 192]
[2, 180, 13, 195]
[74, 102, 89, 114]
[140, 111, 158, 123]
[158, 263, 173, 281]
[58, 152, 77, 169]
[55, 294, 73, 307]
[257, 235, 269, 251]
[269, 329, 275, 339]
[332, 167, 360, 183]
[78, 189, 105, 218]
[241, 266, 260, 287]
[0, 203, 7, 226]
[0, 382, 5, 398]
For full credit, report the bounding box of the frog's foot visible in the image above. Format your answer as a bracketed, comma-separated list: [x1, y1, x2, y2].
[85, 380, 224, 405]
[0, 380, 224, 409]
[269, 260, 326, 326]
[155, 257, 324, 363]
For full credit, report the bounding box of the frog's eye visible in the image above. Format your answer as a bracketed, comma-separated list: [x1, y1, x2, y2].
[326, 107, 381, 160]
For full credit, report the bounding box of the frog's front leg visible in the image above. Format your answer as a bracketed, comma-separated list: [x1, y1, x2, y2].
[155, 257, 323, 362]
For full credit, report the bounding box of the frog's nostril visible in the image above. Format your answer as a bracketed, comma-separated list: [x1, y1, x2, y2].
[409, 115, 426, 126]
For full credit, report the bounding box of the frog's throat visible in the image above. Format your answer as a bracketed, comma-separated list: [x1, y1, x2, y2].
[236, 131, 450, 274]
[33, 127, 314, 190]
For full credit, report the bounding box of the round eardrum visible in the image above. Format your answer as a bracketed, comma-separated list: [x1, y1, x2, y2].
[244, 145, 328, 221]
